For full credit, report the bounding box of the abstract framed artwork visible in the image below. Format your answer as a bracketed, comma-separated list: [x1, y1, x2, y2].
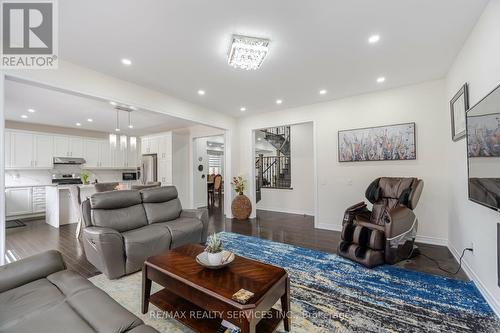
[338, 122, 416, 162]
[450, 83, 469, 142]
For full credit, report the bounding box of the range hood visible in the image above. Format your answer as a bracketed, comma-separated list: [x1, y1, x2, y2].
[53, 157, 86, 165]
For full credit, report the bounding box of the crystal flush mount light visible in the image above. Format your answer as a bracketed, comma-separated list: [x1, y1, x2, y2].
[228, 35, 270, 70]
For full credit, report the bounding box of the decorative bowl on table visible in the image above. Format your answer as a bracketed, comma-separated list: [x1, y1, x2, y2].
[196, 250, 235, 269]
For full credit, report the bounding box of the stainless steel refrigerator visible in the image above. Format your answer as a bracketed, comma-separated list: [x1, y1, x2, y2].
[140, 154, 157, 184]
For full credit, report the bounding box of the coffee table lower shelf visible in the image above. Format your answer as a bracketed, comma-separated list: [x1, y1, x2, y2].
[149, 289, 283, 333]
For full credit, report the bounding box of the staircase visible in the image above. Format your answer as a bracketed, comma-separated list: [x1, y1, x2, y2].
[255, 126, 291, 203]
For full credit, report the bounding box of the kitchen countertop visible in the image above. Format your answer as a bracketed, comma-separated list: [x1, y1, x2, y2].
[5, 184, 57, 189]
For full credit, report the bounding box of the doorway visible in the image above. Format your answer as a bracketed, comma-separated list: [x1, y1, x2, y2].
[193, 135, 225, 216]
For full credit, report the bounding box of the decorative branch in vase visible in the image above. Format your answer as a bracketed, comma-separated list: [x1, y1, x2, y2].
[231, 176, 252, 220]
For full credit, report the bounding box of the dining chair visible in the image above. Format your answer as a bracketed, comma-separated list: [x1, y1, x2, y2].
[131, 182, 161, 190]
[94, 182, 119, 192]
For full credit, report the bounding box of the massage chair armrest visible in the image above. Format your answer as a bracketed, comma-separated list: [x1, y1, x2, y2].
[385, 205, 417, 239]
[83, 227, 125, 279]
[343, 202, 370, 224]
[0, 250, 66, 293]
[180, 208, 209, 242]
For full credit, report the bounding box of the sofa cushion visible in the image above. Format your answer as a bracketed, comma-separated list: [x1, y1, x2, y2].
[140, 187, 182, 224]
[158, 217, 203, 248]
[1, 270, 145, 333]
[122, 225, 172, 273]
[91, 190, 142, 209]
[0, 278, 64, 328]
[2, 301, 96, 333]
[90, 190, 148, 232]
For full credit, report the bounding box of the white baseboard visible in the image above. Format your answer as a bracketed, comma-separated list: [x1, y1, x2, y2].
[448, 242, 500, 319]
[414, 235, 448, 246]
[315, 223, 342, 231]
[257, 207, 314, 216]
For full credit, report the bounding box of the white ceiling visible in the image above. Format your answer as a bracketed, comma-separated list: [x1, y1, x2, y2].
[4, 80, 196, 136]
[57, 0, 488, 117]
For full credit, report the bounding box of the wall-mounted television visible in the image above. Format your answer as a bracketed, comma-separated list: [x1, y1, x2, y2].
[466, 83, 500, 212]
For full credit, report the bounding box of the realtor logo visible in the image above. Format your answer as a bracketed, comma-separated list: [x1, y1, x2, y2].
[1, 0, 58, 69]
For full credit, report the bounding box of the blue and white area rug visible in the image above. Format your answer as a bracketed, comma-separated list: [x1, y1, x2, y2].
[90, 232, 500, 333]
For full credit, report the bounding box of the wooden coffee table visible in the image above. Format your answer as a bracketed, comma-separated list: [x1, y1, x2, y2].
[142, 244, 290, 333]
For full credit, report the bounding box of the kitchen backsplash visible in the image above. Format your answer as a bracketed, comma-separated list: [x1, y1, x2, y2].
[5, 165, 128, 187]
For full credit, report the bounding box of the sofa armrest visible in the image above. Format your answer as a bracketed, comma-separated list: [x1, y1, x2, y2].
[0, 250, 66, 293]
[83, 227, 126, 279]
[180, 208, 209, 242]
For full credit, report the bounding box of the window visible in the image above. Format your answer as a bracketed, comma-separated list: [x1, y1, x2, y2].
[208, 152, 223, 175]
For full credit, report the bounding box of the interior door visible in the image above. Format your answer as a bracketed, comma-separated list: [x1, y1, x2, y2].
[5, 130, 11, 168]
[34, 134, 54, 168]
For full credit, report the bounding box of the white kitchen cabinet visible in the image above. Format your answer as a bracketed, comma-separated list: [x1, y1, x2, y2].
[69, 137, 84, 157]
[53, 135, 69, 157]
[158, 156, 172, 185]
[6, 187, 33, 216]
[34, 134, 54, 168]
[32, 186, 46, 213]
[83, 139, 100, 167]
[54, 136, 84, 157]
[141, 136, 160, 154]
[99, 140, 113, 168]
[84, 139, 113, 168]
[5, 130, 11, 168]
[127, 143, 139, 168]
[11, 132, 34, 168]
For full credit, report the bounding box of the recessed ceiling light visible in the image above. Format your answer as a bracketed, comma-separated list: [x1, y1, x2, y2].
[368, 35, 380, 44]
[377, 77, 386, 83]
[319, 89, 327, 95]
[109, 101, 117, 106]
[257, 137, 262, 141]
[128, 125, 134, 129]
[121, 58, 132, 66]
[20, 114, 28, 119]
[197, 90, 205, 96]
[240, 107, 246, 112]
[76, 122, 81, 126]
[87, 118, 93, 122]
[228, 35, 270, 70]
[115, 128, 121, 132]
[27, 108, 36, 113]
[276, 99, 283, 105]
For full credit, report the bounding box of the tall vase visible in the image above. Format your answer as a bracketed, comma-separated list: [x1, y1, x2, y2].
[231, 193, 252, 220]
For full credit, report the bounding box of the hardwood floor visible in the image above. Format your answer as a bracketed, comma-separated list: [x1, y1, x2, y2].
[5, 201, 467, 280]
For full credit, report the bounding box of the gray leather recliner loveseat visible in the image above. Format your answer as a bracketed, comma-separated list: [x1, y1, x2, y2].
[0, 250, 158, 333]
[82, 186, 208, 279]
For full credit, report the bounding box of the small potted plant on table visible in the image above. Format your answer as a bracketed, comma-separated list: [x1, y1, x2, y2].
[205, 233, 224, 265]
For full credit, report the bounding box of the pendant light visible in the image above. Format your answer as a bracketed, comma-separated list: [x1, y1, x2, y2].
[128, 111, 133, 129]
[115, 109, 120, 132]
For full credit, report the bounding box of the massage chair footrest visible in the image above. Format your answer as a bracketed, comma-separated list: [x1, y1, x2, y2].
[337, 243, 385, 268]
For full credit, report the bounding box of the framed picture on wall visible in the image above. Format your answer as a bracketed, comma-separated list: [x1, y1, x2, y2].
[338, 122, 416, 162]
[450, 83, 469, 142]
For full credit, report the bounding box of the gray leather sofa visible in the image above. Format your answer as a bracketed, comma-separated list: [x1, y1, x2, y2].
[0, 250, 157, 333]
[82, 186, 209, 279]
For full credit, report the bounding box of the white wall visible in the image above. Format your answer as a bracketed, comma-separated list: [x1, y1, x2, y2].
[257, 122, 315, 215]
[237, 80, 449, 245]
[445, 0, 500, 316]
[0, 73, 5, 265]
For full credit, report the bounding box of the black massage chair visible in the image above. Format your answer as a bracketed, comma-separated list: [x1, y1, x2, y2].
[337, 177, 424, 268]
